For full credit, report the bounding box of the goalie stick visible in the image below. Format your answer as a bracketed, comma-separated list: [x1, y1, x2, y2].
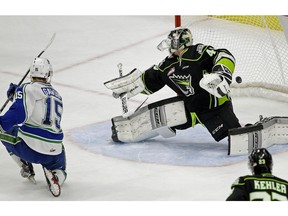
[134, 97, 148, 113]
[117, 63, 129, 114]
[0, 33, 56, 114]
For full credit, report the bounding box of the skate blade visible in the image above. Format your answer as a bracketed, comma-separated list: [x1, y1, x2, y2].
[49, 184, 61, 197]
[43, 168, 61, 197]
[28, 175, 36, 184]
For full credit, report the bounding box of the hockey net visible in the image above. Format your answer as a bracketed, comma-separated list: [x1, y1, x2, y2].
[180, 15, 288, 102]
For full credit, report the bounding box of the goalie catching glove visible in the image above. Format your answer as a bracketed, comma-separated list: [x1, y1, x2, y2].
[104, 68, 148, 99]
[199, 64, 232, 98]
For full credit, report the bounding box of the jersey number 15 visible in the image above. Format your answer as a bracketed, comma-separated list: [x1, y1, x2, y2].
[43, 97, 63, 130]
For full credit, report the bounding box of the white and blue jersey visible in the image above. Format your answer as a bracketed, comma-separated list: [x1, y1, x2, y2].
[0, 81, 64, 155]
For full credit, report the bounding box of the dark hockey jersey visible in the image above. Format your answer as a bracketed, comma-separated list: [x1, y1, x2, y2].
[142, 44, 236, 113]
[226, 173, 288, 201]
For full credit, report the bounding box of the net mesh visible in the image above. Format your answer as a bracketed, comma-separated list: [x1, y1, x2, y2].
[181, 16, 288, 101]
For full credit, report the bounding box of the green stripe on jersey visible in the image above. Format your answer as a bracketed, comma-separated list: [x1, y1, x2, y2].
[0, 132, 22, 145]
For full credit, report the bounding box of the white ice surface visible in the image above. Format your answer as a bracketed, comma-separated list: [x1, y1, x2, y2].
[0, 16, 288, 214]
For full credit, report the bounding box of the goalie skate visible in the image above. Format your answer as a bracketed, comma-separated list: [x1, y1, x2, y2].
[43, 167, 61, 197]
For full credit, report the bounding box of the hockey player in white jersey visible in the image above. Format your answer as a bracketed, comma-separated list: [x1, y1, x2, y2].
[0, 58, 66, 197]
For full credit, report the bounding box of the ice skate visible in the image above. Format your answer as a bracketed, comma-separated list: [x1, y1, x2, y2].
[20, 160, 36, 184]
[43, 167, 61, 197]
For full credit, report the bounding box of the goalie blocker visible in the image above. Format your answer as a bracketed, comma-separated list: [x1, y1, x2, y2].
[228, 116, 288, 155]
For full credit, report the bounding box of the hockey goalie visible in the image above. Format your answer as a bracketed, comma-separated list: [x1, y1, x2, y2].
[104, 27, 242, 147]
[104, 27, 288, 155]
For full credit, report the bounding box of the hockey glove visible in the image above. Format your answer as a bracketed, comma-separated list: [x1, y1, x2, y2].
[199, 73, 230, 98]
[6, 83, 18, 101]
[104, 68, 145, 99]
[212, 64, 232, 85]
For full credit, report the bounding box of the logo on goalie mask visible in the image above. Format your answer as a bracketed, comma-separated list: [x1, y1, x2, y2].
[157, 27, 193, 54]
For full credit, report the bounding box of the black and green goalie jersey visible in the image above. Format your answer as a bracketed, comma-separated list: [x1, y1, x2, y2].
[142, 43, 236, 113]
[226, 174, 288, 201]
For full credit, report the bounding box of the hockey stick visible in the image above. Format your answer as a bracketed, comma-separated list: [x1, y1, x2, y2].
[134, 97, 148, 113]
[117, 63, 129, 114]
[0, 33, 56, 114]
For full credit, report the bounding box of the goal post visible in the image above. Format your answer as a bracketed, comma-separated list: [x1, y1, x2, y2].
[174, 15, 288, 102]
[175, 15, 181, 27]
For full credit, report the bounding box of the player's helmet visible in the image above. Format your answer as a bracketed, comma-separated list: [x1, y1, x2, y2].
[30, 57, 53, 80]
[248, 148, 273, 175]
[157, 27, 193, 54]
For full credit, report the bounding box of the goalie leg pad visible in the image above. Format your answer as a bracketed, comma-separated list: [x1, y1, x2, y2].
[228, 116, 288, 155]
[111, 97, 187, 142]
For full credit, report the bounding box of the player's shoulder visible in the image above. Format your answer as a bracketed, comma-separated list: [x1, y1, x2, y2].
[184, 44, 215, 58]
[193, 43, 210, 51]
[241, 174, 288, 182]
[23, 81, 43, 92]
[193, 43, 233, 57]
[23, 82, 55, 97]
[232, 175, 253, 185]
[17, 82, 32, 92]
[271, 175, 288, 184]
[154, 54, 178, 71]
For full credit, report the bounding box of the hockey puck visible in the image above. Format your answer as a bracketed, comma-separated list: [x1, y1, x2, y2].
[235, 76, 242, 83]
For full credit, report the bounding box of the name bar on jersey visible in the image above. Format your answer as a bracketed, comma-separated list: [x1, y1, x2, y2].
[254, 180, 287, 194]
[41, 87, 62, 100]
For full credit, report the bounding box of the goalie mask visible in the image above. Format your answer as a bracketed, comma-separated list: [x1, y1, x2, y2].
[157, 27, 193, 54]
[30, 57, 53, 81]
[248, 148, 273, 175]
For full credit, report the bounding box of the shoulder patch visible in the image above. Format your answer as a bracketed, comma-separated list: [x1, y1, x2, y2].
[232, 177, 241, 185]
[196, 44, 205, 54]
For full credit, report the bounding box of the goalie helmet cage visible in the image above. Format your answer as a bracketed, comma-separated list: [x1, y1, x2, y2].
[174, 15, 288, 102]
